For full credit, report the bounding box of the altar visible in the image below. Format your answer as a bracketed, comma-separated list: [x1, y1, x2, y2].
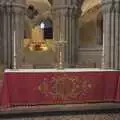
[0, 69, 120, 108]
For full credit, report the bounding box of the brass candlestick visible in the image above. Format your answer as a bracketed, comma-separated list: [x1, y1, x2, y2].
[55, 34, 67, 69]
[13, 31, 17, 69]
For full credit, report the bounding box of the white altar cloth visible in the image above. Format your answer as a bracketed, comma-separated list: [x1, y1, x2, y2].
[4, 68, 118, 73]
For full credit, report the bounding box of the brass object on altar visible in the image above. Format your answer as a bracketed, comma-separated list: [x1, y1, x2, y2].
[55, 34, 67, 69]
[28, 42, 48, 51]
[24, 27, 48, 51]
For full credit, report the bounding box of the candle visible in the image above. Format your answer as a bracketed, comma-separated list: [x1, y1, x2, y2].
[13, 31, 16, 69]
[60, 51, 62, 64]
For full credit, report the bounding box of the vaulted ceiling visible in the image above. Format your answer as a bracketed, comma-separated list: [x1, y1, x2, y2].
[26, 0, 101, 13]
[26, 0, 101, 25]
[26, 0, 51, 13]
[82, 0, 100, 14]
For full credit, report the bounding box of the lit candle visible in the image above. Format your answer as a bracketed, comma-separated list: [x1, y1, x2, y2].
[13, 31, 16, 69]
[60, 51, 62, 65]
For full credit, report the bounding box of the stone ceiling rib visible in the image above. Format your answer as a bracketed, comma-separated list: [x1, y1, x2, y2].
[81, 0, 101, 15]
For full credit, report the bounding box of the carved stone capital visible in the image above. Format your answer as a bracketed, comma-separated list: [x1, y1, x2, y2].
[52, 0, 82, 18]
[12, 6, 25, 15]
[101, 0, 120, 13]
[7, 2, 25, 15]
[52, 6, 81, 18]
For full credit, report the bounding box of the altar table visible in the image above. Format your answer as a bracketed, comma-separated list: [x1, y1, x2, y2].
[0, 69, 120, 108]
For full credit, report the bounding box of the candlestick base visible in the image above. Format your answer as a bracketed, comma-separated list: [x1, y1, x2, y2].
[57, 64, 64, 70]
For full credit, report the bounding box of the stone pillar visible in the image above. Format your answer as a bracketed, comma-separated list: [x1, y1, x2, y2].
[102, 0, 120, 69]
[0, 0, 4, 64]
[0, 0, 26, 69]
[52, 0, 81, 67]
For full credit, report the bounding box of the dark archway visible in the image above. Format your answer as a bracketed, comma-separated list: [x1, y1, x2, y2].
[39, 19, 53, 39]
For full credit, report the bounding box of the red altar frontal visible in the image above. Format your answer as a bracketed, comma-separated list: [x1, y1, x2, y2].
[0, 69, 120, 108]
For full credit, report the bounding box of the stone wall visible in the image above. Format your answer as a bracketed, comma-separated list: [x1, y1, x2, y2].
[78, 48, 102, 68]
[78, 19, 102, 68]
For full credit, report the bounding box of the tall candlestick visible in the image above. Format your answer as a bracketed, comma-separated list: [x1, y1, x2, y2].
[55, 32, 67, 69]
[13, 31, 16, 69]
[102, 33, 105, 68]
[60, 51, 62, 64]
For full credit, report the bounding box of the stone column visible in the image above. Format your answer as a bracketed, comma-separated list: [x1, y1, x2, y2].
[52, 0, 81, 67]
[0, 0, 4, 64]
[1, 0, 26, 69]
[102, 0, 120, 69]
